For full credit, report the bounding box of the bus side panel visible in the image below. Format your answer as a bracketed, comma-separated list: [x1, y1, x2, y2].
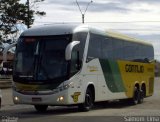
[84, 59, 127, 102]
[68, 59, 154, 104]
[118, 60, 155, 98]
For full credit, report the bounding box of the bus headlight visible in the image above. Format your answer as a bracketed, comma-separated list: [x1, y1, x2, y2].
[14, 96, 20, 102]
[57, 96, 64, 102]
[64, 82, 74, 89]
[62, 82, 74, 90]
[60, 96, 64, 101]
[52, 82, 74, 94]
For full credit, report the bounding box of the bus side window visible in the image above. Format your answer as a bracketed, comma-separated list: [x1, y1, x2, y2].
[87, 33, 102, 62]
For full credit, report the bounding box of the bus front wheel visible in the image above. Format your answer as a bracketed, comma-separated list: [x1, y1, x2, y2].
[78, 88, 94, 111]
[34, 105, 48, 112]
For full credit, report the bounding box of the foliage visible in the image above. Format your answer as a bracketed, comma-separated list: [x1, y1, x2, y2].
[0, 0, 46, 41]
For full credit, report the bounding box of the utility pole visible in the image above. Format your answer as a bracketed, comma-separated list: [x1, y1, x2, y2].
[27, 0, 30, 28]
[76, 0, 93, 23]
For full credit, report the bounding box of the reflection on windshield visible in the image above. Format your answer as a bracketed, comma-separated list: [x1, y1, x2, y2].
[38, 38, 69, 80]
[15, 39, 36, 75]
[14, 35, 71, 81]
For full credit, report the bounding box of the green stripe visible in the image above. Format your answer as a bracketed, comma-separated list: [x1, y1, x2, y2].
[99, 59, 126, 93]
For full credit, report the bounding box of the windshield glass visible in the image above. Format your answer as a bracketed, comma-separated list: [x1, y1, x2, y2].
[14, 35, 71, 82]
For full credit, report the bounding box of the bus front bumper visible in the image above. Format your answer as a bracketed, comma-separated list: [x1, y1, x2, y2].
[12, 90, 71, 106]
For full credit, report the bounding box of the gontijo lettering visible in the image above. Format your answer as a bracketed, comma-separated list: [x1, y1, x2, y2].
[125, 64, 144, 73]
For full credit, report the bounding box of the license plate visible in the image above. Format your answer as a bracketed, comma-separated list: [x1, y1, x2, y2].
[32, 97, 42, 102]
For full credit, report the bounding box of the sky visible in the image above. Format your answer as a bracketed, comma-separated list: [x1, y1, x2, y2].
[22, 0, 160, 61]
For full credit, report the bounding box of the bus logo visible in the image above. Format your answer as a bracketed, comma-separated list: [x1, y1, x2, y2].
[71, 92, 81, 103]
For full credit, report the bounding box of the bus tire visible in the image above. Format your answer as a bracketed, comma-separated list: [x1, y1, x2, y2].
[139, 86, 145, 104]
[138, 90, 144, 104]
[34, 105, 48, 112]
[131, 87, 140, 105]
[78, 88, 94, 111]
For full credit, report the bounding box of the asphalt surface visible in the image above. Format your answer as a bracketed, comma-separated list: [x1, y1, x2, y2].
[0, 77, 160, 122]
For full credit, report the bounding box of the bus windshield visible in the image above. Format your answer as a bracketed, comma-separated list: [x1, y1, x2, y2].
[13, 35, 72, 82]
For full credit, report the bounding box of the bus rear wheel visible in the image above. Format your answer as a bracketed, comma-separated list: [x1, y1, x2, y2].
[138, 90, 144, 103]
[78, 88, 94, 111]
[139, 86, 146, 104]
[34, 105, 48, 112]
[131, 87, 140, 105]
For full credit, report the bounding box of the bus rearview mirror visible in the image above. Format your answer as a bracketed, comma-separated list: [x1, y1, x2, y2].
[65, 41, 80, 60]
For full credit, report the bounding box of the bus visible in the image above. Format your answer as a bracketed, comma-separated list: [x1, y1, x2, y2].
[12, 24, 155, 112]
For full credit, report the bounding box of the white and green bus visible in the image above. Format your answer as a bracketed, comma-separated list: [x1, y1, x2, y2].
[12, 24, 155, 112]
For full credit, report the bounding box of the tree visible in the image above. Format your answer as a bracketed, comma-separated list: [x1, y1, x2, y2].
[0, 0, 46, 42]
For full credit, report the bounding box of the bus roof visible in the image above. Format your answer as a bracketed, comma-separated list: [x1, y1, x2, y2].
[88, 26, 152, 46]
[105, 31, 152, 46]
[21, 24, 79, 36]
[21, 24, 152, 47]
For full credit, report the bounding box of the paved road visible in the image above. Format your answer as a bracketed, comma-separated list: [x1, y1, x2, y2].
[0, 78, 160, 122]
